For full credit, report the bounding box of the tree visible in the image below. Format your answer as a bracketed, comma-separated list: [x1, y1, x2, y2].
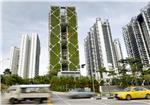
[48, 69, 60, 78]
[33, 76, 50, 84]
[97, 67, 107, 79]
[127, 58, 143, 76]
[4, 74, 23, 86]
[107, 70, 117, 78]
[3, 68, 11, 75]
[118, 59, 128, 76]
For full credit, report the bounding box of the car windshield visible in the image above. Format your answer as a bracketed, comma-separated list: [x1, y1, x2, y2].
[123, 87, 131, 92]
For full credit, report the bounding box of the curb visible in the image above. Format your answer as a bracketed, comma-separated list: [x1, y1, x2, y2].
[96, 97, 114, 100]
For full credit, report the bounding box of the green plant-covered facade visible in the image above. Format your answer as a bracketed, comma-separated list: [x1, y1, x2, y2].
[49, 6, 80, 73]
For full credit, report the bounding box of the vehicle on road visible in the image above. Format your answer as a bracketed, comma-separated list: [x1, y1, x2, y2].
[67, 88, 96, 99]
[5, 84, 51, 104]
[113, 86, 150, 100]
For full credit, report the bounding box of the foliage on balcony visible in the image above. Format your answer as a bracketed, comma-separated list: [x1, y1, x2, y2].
[69, 15, 76, 28]
[68, 43, 77, 55]
[70, 51, 79, 66]
[69, 63, 77, 70]
[51, 15, 60, 27]
[51, 43, 60, 55]
[50, 32, 59, 45]
[50, 51, 59, 65]
[52, 7, 60, 16]
[53, 63, 61, 70]
[69, 32, 78, 44]
[52, 25, 60, 35]
[67, 7, 76, 28]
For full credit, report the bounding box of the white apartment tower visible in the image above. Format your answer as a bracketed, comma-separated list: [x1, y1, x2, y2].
[84, 18, 117, 79]
[123, 4, 150, 65]
[10, 46, 20, 74]
[113, 39, 123, 66]
[18, 33, 40, 78]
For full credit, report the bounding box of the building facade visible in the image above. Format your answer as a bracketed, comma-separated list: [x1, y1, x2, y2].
[113, 39, 123, 66]
[28, 33, 40, 78]
[122, 4, 150, 65]
[18, 33, 40, 78]
[84, 18, 117, 79]
[49, 6, 80, 73]
[10, 46, 20, 74]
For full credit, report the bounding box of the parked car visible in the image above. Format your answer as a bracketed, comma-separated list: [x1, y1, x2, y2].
[5, 84, 51, 104]
[67, 88, 96, 98]
[113, 86, 150, 100]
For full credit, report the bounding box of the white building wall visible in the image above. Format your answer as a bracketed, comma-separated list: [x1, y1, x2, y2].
[114, 39, 123, 63]
[29, 33, 40, 78]
[10, 46, 20, 74]
[18, 34, 30, 78]
[97, 20, 108, 69]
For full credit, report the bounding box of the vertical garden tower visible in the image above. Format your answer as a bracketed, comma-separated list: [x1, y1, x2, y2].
[49, 6, 80, 73]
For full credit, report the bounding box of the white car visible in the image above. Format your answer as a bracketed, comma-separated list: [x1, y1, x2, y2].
[5, 84, 51, 104]
[68, 88, 96, 98]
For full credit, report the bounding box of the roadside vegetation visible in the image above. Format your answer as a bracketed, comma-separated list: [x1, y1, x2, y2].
[1, 57, 150, 92]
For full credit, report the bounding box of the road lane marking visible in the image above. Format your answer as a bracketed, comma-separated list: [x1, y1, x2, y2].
[48, 97, 53, 105]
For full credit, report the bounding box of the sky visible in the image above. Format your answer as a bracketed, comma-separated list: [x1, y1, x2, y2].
[0, 0, 149, 76]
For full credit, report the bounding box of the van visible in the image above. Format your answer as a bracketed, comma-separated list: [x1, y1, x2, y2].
[5, 84, 51, 104]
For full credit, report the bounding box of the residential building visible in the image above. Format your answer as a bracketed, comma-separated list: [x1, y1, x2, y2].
[123, 4, 150, 65]
[48, 6, 80, 75]
[113, 39, 123, 66]
[18, 33, 40, 78]
[18, 34, 30, 78]
[84, 18, 117, 80]
[28, 33, 40, 78]
[10, 46, 20, 74]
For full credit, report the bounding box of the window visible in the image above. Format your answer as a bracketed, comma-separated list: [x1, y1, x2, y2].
[21, 87, 49, 93]
[133, 87, 144, 91]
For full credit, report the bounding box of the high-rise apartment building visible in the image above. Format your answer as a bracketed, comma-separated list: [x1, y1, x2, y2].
[18, 33, 40, 78]
[29, 33, 40, 78]
[123, 4, 150, 65]
[84, 18, 117, 79]
[48, 6, 80, 74]
[10, 46, 20, 74]
[113, 39, 123, 66]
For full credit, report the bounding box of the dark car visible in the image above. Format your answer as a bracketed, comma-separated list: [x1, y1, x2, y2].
[68, 88, 96, 99]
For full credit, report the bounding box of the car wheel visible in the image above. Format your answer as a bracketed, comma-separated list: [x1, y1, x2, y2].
[145, 94, 150, 99]
[9, 98, 19, 104]
[126, 95, 132, 100]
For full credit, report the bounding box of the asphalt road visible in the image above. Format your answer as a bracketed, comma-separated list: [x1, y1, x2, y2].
[1, 92, 150, 105]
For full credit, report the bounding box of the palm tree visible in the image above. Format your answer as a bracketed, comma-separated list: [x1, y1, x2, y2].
[127, 58, 143, 76]
[97, 67, 107, 79]
[118, 59, 128, 76]
[107, 70, 117, 78]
